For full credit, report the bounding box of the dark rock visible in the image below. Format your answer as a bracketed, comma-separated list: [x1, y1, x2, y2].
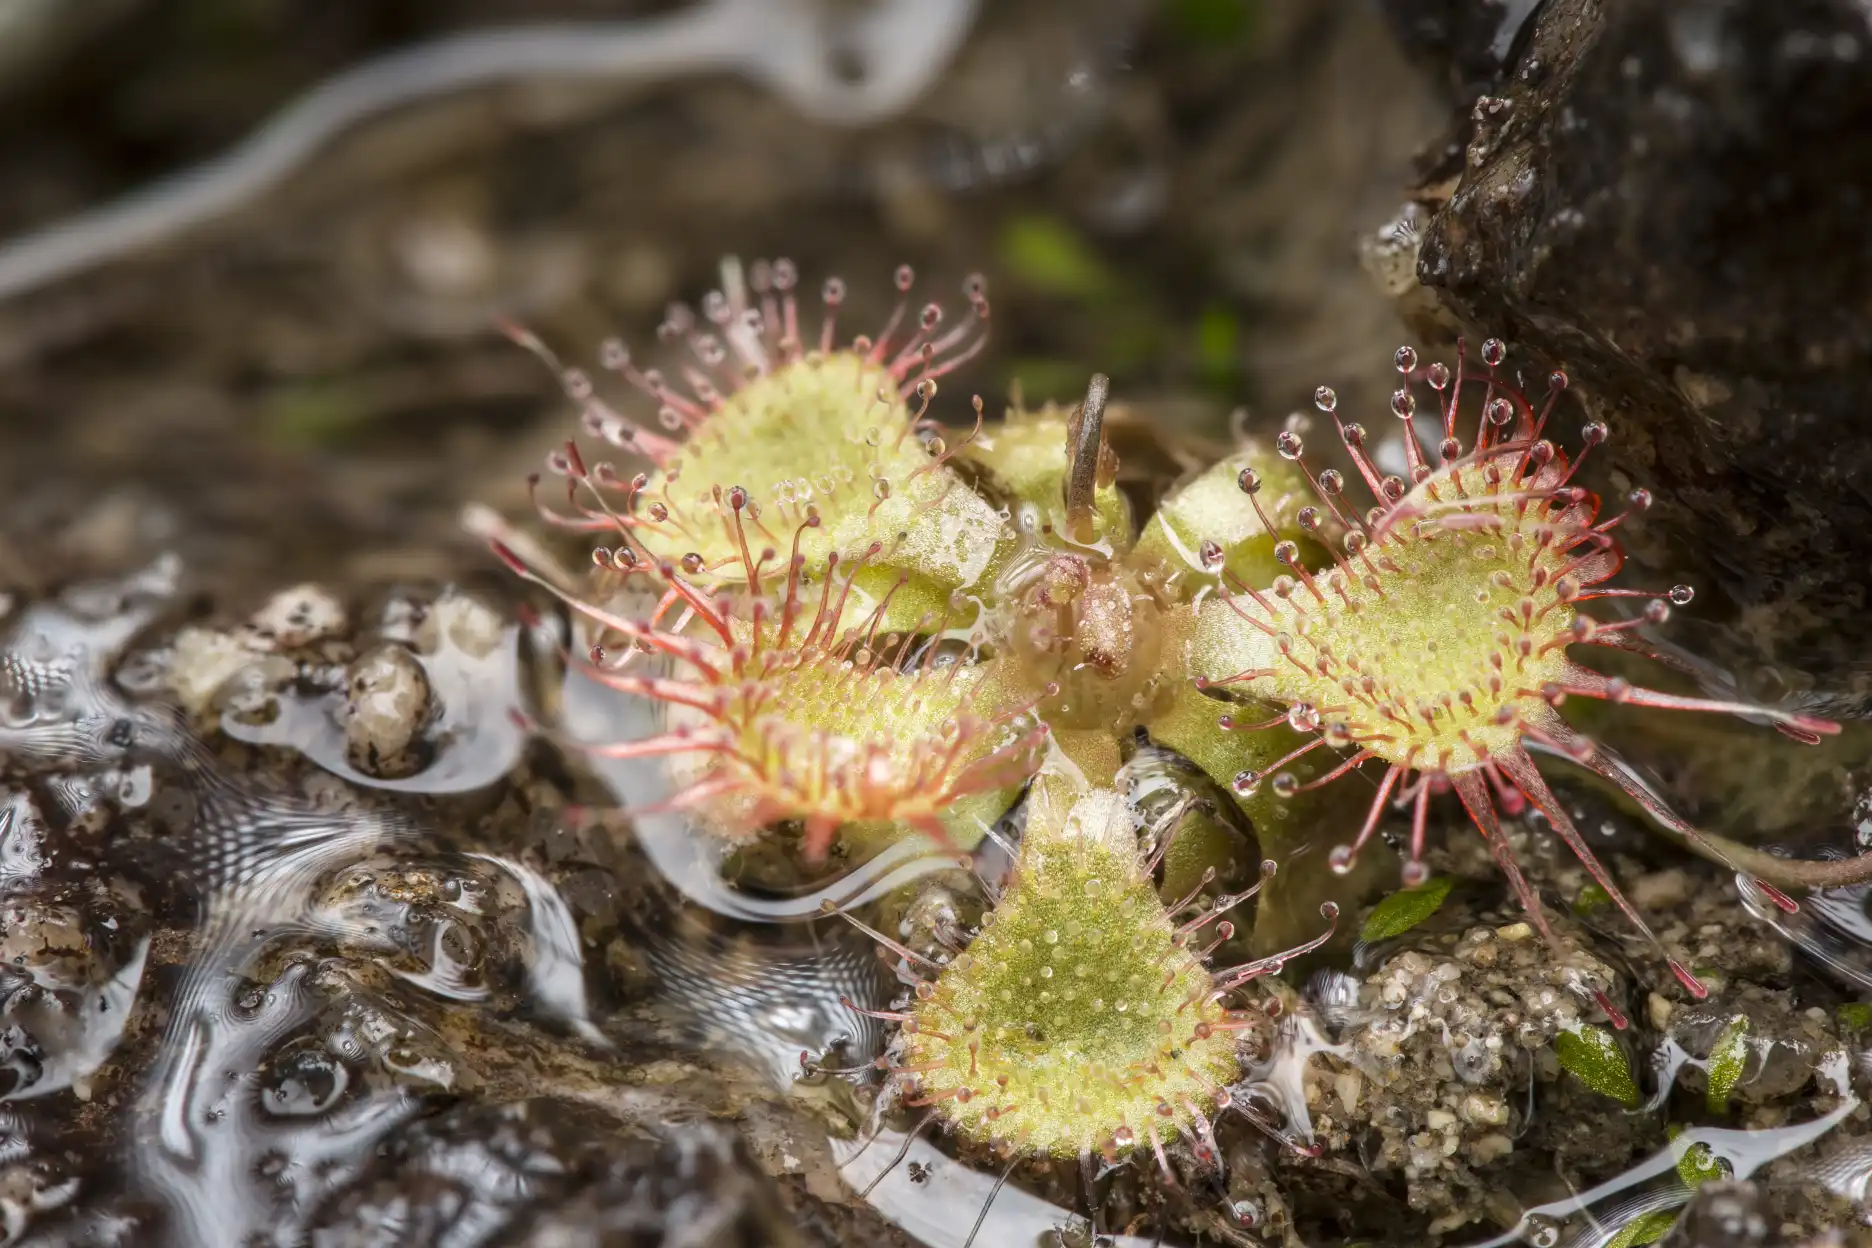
[1375, 0, 1544, 104]
[1409, 0, 1872, 701]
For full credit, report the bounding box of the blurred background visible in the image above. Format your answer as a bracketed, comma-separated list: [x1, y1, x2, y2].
[0, 0, 1439, 599]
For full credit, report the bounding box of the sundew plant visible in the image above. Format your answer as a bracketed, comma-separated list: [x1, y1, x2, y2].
[484, 256, 1864, 1240]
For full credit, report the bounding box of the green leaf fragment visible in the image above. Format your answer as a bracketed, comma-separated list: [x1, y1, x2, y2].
[1837, 1002, 1872, 1031]
[1555, 1024, 1641, 1107]
[1605, 1208, 1681, 1248]
[1359, 876, 1457, 943]
[1705, 1014, 1750, 1113]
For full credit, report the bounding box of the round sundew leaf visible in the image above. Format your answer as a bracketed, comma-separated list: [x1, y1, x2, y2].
[645, 352, 1003, 594]
[1554, 1023, 1641, 1107]
[1359, 875, 1457, 943]
[899, 789, 1243, 1159]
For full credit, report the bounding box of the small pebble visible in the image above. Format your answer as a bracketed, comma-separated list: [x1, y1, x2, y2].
[344, 644, 432, 779]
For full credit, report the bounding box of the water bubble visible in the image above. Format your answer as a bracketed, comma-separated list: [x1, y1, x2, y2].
[823, 276, 846, 305]
[1643, 599, 1671, 624]
[1481, 338, 1507, 367]
[1344, 531, 1367, 555]
[1297, 506, 1321, 532]
[1317, 468, 1344, 495]
[1381, 476, 1406, 502]
[1581, 421, 1609, 445]
[1276, 431, 1305, 460]
[1238, 467, 1262, 495]
[1669, 584, 1695, 605]
[1548, 369, 1568, 391]
[1390, 389, 1417, 419]
[1273, 540, 1300, 567]
[1328, 845, 1354, 874]
[1485, 396, 1514, 426]
[1287, 703, 1321, 732]
[1313, 386, 1337, 413]
[1400, 859, 1429, 888]
[1232, 770, 1262, 796]
[1627, 487, 1652, 510]
[1271, 772, 1300, 798]
[873, 479, 892, 502]
[1394, 345, 1418, 373]
[1198, 540, 1225, 571]
[1440, 437, 1463, 462]
[1426, 361, 1451, 390]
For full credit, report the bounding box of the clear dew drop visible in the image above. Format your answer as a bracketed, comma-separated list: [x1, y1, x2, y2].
[1276, 431, 1304, 460]
[1317, 468, 1344, 495]
[1426, 361, 1451, 391]
[1669, 584, 1695, 606]
[1232, 770, 1262, 796]
[1390, 389, 1417, 419]
[1485, 396, 1514, 426]
[1199, 539, 1226, 571]
[1271, 772, 1299, 799]
[1286, 703, 1321, 732]
[1480, 338, 1507, 367]
[1313, 386, 1337, 413]
[1328, 845, 1354, 874]
[1394, 345, 1418, 373]
[1238, 467, 1262, 495]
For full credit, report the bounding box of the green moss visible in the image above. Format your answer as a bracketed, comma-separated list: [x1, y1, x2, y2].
[1572, 882, 1612, 916]
[1705, 1014, 1750, 1113]
[1196, 304, 1241, 394]
[1360, 876, 1456, 943]
[1555, 1024, 1641, 1107]
[1170, 0, 1256, 44]
[1837, 1002, 1872, 1031]
[998, 216, 1115, 301]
